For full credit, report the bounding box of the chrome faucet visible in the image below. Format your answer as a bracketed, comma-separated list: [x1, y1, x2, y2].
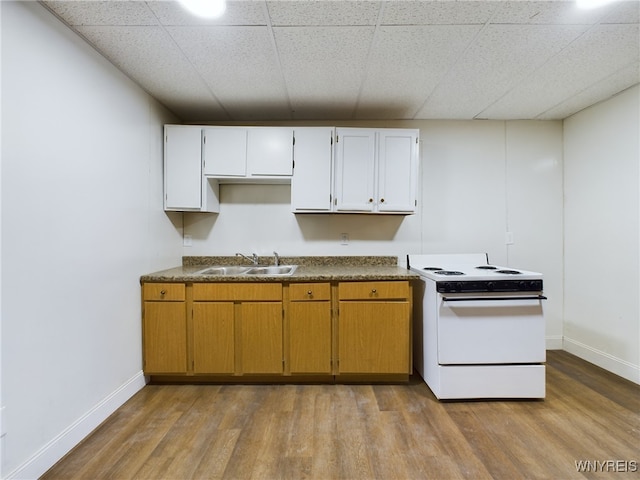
[273, 251, 280, 266]
[236, 252, 258, 265]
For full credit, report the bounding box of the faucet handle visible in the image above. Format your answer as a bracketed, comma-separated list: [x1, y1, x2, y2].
[273, 251, 280, 266]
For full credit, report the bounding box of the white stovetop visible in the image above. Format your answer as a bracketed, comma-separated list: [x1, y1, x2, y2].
[407, 253, 543, 281]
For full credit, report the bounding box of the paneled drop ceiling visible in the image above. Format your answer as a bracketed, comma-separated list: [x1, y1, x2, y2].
[41, 0, 640, 122]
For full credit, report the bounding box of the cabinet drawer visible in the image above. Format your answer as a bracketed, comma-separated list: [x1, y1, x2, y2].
[143, 283, 185, 301]
[289, 283, 331, 301]
[193, 283, 282, 301]
[338, 281, 409, 300]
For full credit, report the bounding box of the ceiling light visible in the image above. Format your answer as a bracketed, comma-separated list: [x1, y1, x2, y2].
[178, 0, 226, 18]
[576, 0, 616, 9]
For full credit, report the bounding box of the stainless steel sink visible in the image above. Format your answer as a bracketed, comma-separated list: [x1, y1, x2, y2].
[195, 265, 298, 276]
[245, 265, 298, 276]
[196, 266, 252, 275]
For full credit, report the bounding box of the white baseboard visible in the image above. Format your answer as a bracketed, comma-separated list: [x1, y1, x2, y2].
[563, 337, 640, 385]
[546, 335, 563, 350]
[6, 371, 146, 480]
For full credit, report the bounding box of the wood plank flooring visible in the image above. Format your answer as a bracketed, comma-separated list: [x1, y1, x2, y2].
[41, 351, 639, 479]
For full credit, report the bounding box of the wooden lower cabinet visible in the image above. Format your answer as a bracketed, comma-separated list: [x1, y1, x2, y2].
[338, 281, 411, 375]
[338, 301, 410, 374]
[142, 283, 187, 374]
[142, 279, 411, 381]
[192, 300, 283, 375]
[192, 302, 235, 374]
[288, 283, 332, 374]
[239, 302, 283, 374]
[191, 283, 284, 376]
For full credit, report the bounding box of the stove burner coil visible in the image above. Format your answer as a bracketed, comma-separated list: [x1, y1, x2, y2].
[433, 270, 465, 276]
[423, 267, 444, 271]
[476, 265, 498, 270]
[495, 269, 522, 274]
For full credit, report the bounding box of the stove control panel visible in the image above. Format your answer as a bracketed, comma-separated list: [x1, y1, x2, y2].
[436, 279, 543, 293]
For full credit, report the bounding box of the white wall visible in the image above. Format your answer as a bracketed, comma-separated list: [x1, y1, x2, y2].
[506, 121, 565, 348]
[1, 2, 182, 478]
[563, 84, 640, 384]
[185, 119, 564, 347]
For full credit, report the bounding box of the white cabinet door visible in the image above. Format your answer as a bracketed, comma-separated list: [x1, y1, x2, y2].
[202, 127, 247, 177]
[247, 127, 293, 176]
[377, 129, 418, 213]
[164, 125, 219, 213]
[333, 127, 418, 214]
[203, 127, 292, 179]
[334, 128, 376, 212]
[291, 127, 334, 212]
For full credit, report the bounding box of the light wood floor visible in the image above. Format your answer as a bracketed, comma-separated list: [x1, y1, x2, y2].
[42, 351, 639, 479]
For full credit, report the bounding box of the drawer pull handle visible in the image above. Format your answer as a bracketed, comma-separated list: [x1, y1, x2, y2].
[371, 289, 377, 294]
[307, 290, 313, 295]
[160, 290, 166, 295]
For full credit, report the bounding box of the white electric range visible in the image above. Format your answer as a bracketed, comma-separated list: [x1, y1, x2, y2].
[407, 253, 546, 400]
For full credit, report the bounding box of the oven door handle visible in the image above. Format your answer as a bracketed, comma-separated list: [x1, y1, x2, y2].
[442, 295, 547, 302]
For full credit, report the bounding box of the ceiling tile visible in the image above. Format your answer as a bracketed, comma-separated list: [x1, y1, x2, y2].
[147, 0, 267, 26]
[356, 25, 481, 118]
[40, 0, 640, 121]
[601, 0, 640, 24]
[417, 24, 589, 119]
[537, 62, 640, 119]
[480, 23, 640, 119]
[76, 25, 226, 120]
[267, 1, 381, 26]
[43, 0, 158, 26]
[274, 26, 375, 119]
[490, 0, 616, 25]
[381, 0, 499, 25]
[167, 26, 290, 119]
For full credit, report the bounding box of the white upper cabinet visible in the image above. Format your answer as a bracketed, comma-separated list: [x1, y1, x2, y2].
[334, 128, 419, 214]
[164, 125, 219, 213]
[203, 126, 293, 181]
[247, 127, 294, 177]
[291, 127, 334, 212]
[164, 124, 417, 214]
[202, 127, 247, 177]
[334, 128, 377, 212]
[377, 129, 419, 213]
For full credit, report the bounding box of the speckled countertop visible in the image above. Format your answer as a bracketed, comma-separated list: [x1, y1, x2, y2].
[140, 256, 419, 283]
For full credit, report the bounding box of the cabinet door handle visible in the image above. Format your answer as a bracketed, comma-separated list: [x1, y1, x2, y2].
[160, 290, 166, 295]
[368, 198, 373, 203]
[380, 198, 385, 203]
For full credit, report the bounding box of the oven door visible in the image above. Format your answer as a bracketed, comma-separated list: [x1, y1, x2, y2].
[437, 295, 545, 365]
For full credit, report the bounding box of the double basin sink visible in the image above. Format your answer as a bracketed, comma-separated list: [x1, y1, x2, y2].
[195, 265, 298, 276]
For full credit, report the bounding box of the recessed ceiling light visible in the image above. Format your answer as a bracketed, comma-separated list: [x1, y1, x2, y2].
[576, 0, 616, 9]
[178, 0, 226, 18]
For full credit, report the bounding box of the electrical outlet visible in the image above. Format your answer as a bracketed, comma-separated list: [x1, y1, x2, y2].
[1, 406, 6, 438]
[340, 233, 349, 245]
[505, 231, 514, 245]
[183, 234, 193, 247]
